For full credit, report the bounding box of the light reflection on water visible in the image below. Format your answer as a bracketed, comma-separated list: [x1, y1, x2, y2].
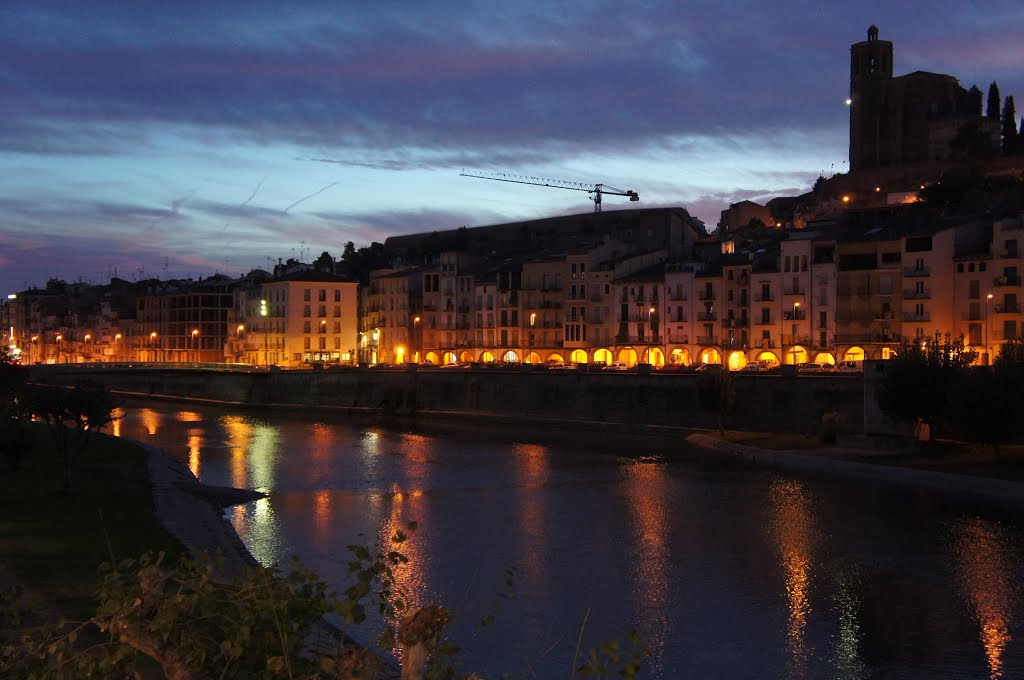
[111, 403, 1024, 679]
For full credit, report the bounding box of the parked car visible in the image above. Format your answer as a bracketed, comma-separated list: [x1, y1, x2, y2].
[797, 362, 833, 374]
[739, 360, 773, 373]
[602, 362, 632, 371]
[546, 361, 577, 370]
[833, 360, 863, 374]
[657, 362, 689, 372]
[694, 362, 724, 373]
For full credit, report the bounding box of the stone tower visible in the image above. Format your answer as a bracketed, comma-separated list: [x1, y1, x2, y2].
[849, 25, 893, 171]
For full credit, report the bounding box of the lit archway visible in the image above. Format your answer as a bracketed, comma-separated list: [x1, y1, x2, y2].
[525, 351, 542, 364]
[593, 348, 613, 365]
[785, 345, 809, 364]
[644, 348, 666, 366]
[546, 352, 565, 363]
[443, 351, 458, 365]
[700, 347, 721, 364]
[813, 352, 836, 365]
[481, 351, 495, 363]
[727, 351, 747, 371]
[502, 350, 520, 363]
[756, 351, 780, 366]
[844, 346, 865, 362]
[460, 350, 474, 363]
[570, 349, 588, 364]
[425, 351, 440, 365]
[395, 346, 407, 364]
[669, 348, 691, 366]
[617, 348, 638, 365]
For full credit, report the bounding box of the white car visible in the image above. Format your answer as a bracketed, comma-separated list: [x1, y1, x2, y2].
[602, 362, 632, 371]
[797, 362, 833, 374]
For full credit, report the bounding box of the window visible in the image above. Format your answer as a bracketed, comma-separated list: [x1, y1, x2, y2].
[318, 305, 327, 317]
[303, 305, 311, 317]
[334, 306, 340, 317]
[318, 289, 326, 302]
[304, 289, 311, 301]
[958, 263, 964, 273]
[333, 321, 341, 334]
[303, 321, 311, 333]
[334, 290, 341, 302]
[303, 337, 311, 349]
[980, 262, 987, 272]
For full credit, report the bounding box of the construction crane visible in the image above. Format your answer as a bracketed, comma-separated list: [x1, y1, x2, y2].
[460, 170, 639, 212]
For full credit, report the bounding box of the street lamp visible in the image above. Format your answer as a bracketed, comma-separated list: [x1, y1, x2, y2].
[260, 299, 269, 366]
[150, 331, 158, 362]
[83, 333, 91, 364]
[55, 334, 62, 364]
[114, 333, 122, 363]
[413, 316, 421, 363]
[985, 293, 993, 365]
[30, 335, 37, 364]
[191, 329, 199, 364]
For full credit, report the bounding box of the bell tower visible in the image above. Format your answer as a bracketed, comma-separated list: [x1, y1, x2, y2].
[849, 25, 893, 171]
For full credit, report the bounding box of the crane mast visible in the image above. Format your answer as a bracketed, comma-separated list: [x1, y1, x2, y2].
[460, 170, 639, 212]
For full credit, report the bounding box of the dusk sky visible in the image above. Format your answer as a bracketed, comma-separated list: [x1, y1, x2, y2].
[3, 1, 1023, 294]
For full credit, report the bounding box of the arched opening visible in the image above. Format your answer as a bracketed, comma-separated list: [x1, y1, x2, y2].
[425, 351, 440, 365]
[395, 346, 407, 364]
[643, 347, 665, 366]
[570, 349, 588, 364]
[525, 351, 542, 364]
[460, 350, 475, 363]
[481, 351, 495, 363]
[813, 352, 836, 365]
[785, 345, 809, 364]
[881, 346, 894, 360]
[443, 351, 458, 365]
[501, 350, 520, 363]
[844, 346, 865, 362]
[700, 347, 721, 364]
[617, 348, 638, 365]
[727, 351, 747, 371]
[669, 348, 691, 366]
[756, 351, 780, 366]
[546, 352, 565, 363]
[593, 348, 613, 365]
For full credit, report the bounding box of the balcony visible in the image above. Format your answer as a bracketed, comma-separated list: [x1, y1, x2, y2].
[874, 310, 895, 320]
[613, 334, 663, 344]
[723, 318, 750, 328]
[994, 276, 1023, 287]
[696, 336, 719, 346]
[903, 289, 931, 299]
[697, 311, 718, 321]
[783, 287, 805, 296]
[753, 317, 773, 326]
[754, 294, 774, 302]
[904, 266, 930, 277]
[782, 336, 813, 346]
[962, 311, 983, 321]
[835, 333, 899, 344]
[783, 311, 806, 321]
[721, 337, 746, 349]
[698, 291, 716, 301]
[902, 312, 931, 322]
[995, 303, 1022, 314]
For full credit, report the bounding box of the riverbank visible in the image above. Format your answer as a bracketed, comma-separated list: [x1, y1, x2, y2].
[686, 432, 1024, 515]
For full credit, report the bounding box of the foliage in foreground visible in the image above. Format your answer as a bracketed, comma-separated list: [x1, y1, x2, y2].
[1, 526, 649, 679]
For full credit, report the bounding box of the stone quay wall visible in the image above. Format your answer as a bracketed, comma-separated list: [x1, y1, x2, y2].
[31, 365, 867, 436]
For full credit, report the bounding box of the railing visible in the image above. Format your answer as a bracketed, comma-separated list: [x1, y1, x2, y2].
[903, 266, 930, 276]
[874, 311, 895, 320]
[753, 294, 774, 302]
[783, 287, 805, 296]
[613, 335, 663, 344]
[835, 333, 899, 344]
[697, 312, 717, 321]
[783, 311, 806, 321]
[696, 336, 718, 346]
[994, 276, 1023, 287]
[721, 337, 746, 349]
[781, 336, 813, 346]
[902, 312, 931, 322]
[995, 303, 1022, 313]
[753, 318, 773, 326]
[962, 312, 982, 321]
[723, 318, 750, 328]
[698, 291, 716, 300]
[903, 289, 931, 299]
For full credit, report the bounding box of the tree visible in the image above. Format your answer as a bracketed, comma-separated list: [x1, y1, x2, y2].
[875, 333, 977, 444]
[0, 345, 29, 468]
[987, 82, 1001, 120]
[27, 381, 119, 493]
[951, 340, 1024, 456]
[1002, 95, 1018, 155]
[313, 251, 335, 273]
[696, 368, 736, 435]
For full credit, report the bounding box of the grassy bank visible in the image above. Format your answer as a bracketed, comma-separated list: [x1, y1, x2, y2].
[0, 426, 184, 618]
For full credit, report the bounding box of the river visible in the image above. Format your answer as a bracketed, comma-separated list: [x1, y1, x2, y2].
[112, 402, 1024, 679]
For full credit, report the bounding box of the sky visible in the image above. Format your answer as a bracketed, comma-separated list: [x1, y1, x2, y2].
[2, 1, 1023, 293]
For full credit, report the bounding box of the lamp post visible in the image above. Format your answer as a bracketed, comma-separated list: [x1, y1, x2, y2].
[114, 333, 122, 363]
[236, 324, 245, 363]
[260, 299, 268, 366]
[84, 333, 91, 363]
[413, 316, 421, 363]
[30, 335, 38, 364]
[191, 329, 199, 364]
[55, 334, 62, 364]
[150, 331, 158, 362]
[985, 293, 993, 365]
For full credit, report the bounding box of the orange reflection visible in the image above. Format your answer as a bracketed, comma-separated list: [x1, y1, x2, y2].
[623, 461, 670, 672]
[139, 408, 161, 436]
[187, 433, 201, 478]
[175, 410, 202, 422]
[221, 415, 253, 489]
[111, 408, 124, 438]
[512, 443, 548, 566]
[379, 488, 427, 628]
[314, 489, 332, 540]
[953, 518, 1015, 679]
[769, 478, 815, 678]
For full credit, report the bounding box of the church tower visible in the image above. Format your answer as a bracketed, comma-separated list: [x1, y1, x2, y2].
[849, 25, 893, 171]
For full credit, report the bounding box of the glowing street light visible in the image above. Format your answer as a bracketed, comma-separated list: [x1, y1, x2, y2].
[985, 293, 994, 365]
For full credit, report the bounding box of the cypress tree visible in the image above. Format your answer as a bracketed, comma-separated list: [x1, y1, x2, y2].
[1002, 96, 1018, 155]
[987, 82, 1001, 119]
